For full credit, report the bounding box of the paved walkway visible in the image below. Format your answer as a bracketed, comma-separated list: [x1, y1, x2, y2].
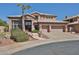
[0, 32, 79, 55]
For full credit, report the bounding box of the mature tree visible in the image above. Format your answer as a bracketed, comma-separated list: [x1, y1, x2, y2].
[17, 3, 31, 31]
[17, 3, 31, 15]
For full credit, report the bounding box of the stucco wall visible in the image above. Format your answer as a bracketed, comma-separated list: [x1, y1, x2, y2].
[39, 15, 56, 22]
[74, 24, 79, 33]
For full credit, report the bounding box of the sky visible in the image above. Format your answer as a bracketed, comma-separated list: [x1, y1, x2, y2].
[0, 3, 79, 22]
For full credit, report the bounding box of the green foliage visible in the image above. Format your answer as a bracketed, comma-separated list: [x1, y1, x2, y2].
[32, 29, 39, 33]
[0, 33, 6, 39]
[17, 3, 22, 7]
[11, 28, 29, 42]
[17, 3, 31, 14]
[0, 19, 8, 27]
[4, 26, 9, 32]
[0, 19, 9, 32]
[0, 19, 6, 26]
[17, 3, 31, 9]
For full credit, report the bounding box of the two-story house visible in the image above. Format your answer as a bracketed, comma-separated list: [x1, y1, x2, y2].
[64, 15, 79, 33]
[8, 12, 67, 32]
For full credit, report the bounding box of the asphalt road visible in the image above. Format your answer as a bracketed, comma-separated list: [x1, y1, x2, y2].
[13, 40, 79, 55]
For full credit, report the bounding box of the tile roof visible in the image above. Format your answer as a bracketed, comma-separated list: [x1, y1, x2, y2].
[8, 12, 57, 18]
[8, 15, 22, 17]
[31, 12, 57, 17]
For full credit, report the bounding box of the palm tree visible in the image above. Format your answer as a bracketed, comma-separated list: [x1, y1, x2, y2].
[17, 3, 31, 31]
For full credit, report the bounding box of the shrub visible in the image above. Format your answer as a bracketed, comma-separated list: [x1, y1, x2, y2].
[11, 28, 29, 42]
[0, 33, 6, 39]
[4, 26, 9, 32]
[32, 29, 39, 33]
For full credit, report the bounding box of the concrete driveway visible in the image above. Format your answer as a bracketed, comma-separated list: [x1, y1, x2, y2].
[42, 31, 79, 40]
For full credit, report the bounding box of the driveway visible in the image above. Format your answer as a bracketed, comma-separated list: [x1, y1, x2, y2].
[42, 31, 79, 40]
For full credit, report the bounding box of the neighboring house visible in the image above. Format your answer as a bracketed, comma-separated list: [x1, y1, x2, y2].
[64, 15, 79, 33]
[8, 12, 67, 32]
[0, 26, 5, 32]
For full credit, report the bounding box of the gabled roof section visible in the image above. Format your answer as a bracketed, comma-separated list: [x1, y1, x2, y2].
[8, 15, 22, 18]
[31, 12, 57, 17]
[8, 14, 35, 19]
[24, 14, 35, 19]
[8, 12, 57, 18]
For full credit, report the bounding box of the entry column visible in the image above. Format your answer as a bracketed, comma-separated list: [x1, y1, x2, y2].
[9, 19, 12, 32]
[39, 25, 42, 31]
[22, 19, 25, 32]
[47, 25, 51, 32]
[32, 21, 35, 31]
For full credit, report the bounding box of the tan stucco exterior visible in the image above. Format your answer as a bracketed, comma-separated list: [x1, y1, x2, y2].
[73, 24, 79, 33]
[8, 12, 67, 32]
[64, 15, 79, 33]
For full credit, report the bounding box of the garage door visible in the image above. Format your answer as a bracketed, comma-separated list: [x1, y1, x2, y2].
[41, 25, 64, 32]
[42, 25, 48, 32]
[51, 26, 63, 32]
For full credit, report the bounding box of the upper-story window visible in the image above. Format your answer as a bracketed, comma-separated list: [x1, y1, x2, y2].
[25, 22, 32, 25]
[35, 16, 38, 19]
[74, 18, 77, 22]
[25, 20, 32, 25]
[70, 19, 73, 23]
[47, 16, 51, 19]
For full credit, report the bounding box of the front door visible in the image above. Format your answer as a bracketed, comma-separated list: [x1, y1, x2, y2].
[25, 20, 32, 31]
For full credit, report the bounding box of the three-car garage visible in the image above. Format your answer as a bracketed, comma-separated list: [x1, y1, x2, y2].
[39, 22, 67, 32]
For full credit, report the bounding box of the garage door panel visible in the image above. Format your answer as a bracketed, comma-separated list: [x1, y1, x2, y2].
[51, 29, 63, 32]
[41, 25, 64, 32]
[51, 26, 63, 29]
[41, 25, 48, 32]
[51, 26, 63, 32]
[42, 25, 48, 29]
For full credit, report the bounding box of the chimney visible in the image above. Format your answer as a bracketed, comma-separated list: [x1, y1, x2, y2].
[65, 16, 68, 19]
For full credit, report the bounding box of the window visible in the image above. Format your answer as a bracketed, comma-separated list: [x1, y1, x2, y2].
[47, 16, 51, 19]
[13, 24, 19, 29]
[70, 19, 73, 22]
[12, 21, 19, 29]
[35, 16, 38, 19]
[25, 22, 31, 25]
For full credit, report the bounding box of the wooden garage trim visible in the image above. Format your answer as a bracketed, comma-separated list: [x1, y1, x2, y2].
[51, 26, 64, 29]
[42, 25, 48, 29]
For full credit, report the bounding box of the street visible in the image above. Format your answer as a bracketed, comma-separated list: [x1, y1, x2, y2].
[13, 40, 79, 55]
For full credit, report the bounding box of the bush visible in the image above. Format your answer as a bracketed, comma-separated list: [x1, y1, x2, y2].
[0, 33, 6, 39]
[32, 29, 39, 33]
[4, 26, 9, 32]
[11, 28, 29, 42]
